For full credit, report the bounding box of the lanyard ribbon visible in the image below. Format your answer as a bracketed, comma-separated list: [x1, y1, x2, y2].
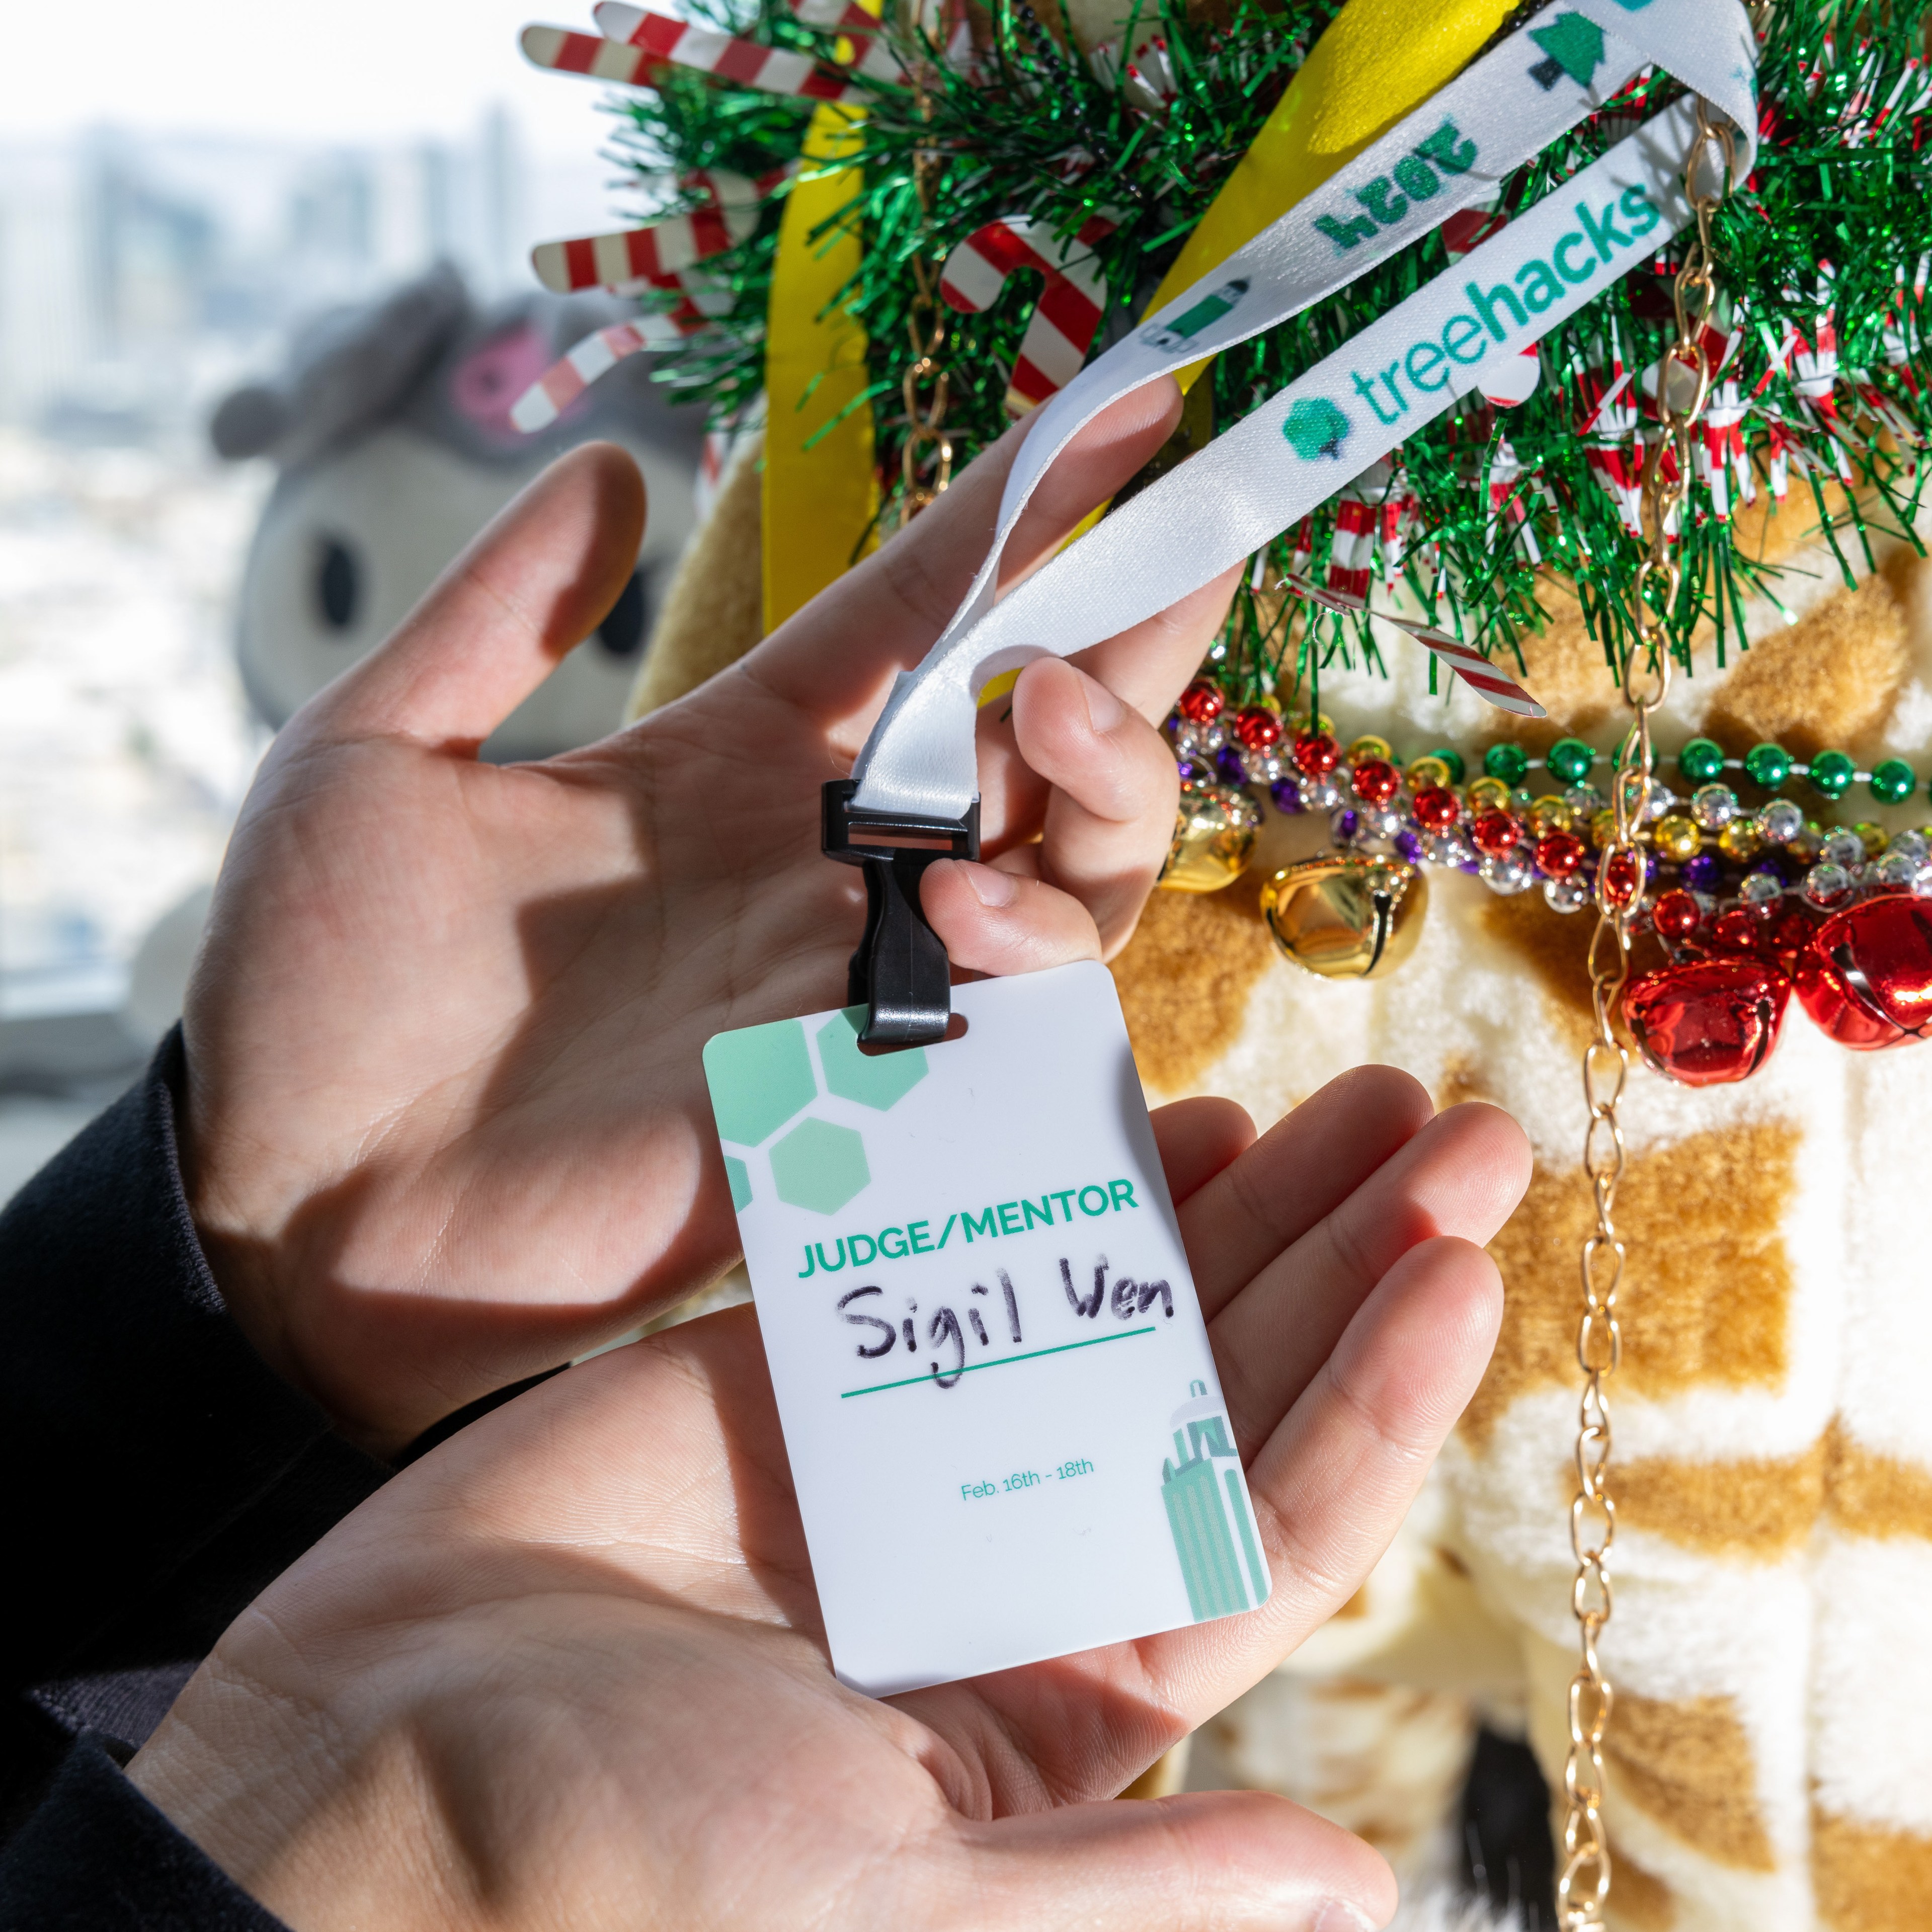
[849, 0, 1757, 821]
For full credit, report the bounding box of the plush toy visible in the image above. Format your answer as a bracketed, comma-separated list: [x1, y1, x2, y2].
[210, 262, 706, 759]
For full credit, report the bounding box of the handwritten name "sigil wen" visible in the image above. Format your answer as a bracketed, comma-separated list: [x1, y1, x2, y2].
[796, 1178, 1143, 1279]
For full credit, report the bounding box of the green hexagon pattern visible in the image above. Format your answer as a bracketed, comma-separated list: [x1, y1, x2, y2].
[703, 1019, 817, 1147]
[770, 1118, 870, 1214]
[817, 1009, 929, 1110]
[724, 1155, 752, 1212]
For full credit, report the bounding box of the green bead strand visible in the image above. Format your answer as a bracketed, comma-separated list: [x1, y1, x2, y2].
[1483, 742, 1531, 786]
[1809, 749, 1856, 800]
[1678, 737, 1727, 784]
[1743, 743, 1791, 788]
[1869, 758, 1917, 806]
[1430, 746, 1467, 786]
[1546, 737, 1597, 785]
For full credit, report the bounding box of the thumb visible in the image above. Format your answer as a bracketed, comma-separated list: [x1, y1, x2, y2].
[961, 1789, 1395, 1931]
[316, 441, 646, 750]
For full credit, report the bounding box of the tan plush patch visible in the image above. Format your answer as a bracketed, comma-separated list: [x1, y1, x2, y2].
[1812, 1809, 1932, 1932]
[1825, 1419, 1932, 1541]
[1603, 1441, 1826, 1558]
[1479, 890, 1670, 1056]
[1512, 581, 1621, 738]
[1605, 1693, 1775, 1871]
[625, 432, 767, 722]
[1462, 1122, 1798, 1445]
[1605, 1838, 1678, 1932]
[1111, 877, 1276, 1094]
[1705, 568, 1909, 759]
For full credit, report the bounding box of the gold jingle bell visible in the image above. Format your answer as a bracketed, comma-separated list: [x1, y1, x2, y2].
[1260, 852, 1428, 979]
[1159, 785, 1259, 893]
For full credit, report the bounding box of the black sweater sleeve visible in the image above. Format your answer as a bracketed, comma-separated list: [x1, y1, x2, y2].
[2, 1030, 387, 1848]
[4, 1029, 388, 1699]
[0, 1738, 289, 1931]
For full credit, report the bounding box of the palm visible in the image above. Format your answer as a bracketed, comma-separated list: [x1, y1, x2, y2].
[183, 409, 1229, 1448]
[139, 1072, 1528, 1931]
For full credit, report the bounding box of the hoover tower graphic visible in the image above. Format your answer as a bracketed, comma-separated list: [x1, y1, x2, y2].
[1160, 1381, 1269, 1622]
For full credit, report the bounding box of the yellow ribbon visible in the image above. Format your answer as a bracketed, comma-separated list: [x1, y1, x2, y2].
[1043, 0, 1513, 573]
[1148, 0, 1515, 391]
[761, 0, 1511, 639]
[762, 101, 881, 634]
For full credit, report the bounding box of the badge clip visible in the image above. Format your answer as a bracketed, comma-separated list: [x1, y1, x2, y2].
[822, 780, 981, 1047]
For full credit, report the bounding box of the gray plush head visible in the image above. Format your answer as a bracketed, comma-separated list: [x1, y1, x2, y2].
[213, 263, 706, 759]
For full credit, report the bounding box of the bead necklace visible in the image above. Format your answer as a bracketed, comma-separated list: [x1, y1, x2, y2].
[1163, 680, 1932, 923]
[1158, 680, 1932, 1084]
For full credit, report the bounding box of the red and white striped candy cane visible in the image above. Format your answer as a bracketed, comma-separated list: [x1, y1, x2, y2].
[1485, 439, 1543, 564]
[592, 2, 865, 98]
[1575, 330, 1643, 535]
[1284, 574, 1547, 718]
[787, 0, 909, 82]
[510, 312, 705, 434]
[1323, 460, 1397, 599]
[523, 13, 860, 104]
[1440, 204, 1541, 408]
[939, 212, 1117, 414]
[1697, 381, 1753, 516]
[531, 167, 787, 293]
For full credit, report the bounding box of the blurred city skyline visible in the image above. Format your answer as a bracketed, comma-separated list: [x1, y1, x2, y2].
[0, 110, 628, 444]
[0, 3, 675, 1189]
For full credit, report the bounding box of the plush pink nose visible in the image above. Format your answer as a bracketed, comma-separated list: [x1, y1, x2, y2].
[451, 322, 564, 438]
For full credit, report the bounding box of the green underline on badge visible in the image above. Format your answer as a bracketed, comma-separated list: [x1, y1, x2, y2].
[840, 1325, 1157, 1398]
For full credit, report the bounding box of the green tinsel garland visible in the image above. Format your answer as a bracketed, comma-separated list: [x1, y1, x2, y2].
[599, 0, 1932, 700]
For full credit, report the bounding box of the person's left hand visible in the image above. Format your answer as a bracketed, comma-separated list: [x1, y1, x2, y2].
[182, 385, 1234, 1452]
[133, 1072, 1529, 1932]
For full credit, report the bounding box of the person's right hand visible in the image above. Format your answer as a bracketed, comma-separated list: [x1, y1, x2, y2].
[181, 383, 1235, 1454]
[132, 1069, 1530, 1931]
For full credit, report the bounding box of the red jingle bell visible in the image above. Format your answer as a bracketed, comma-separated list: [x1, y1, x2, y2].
[1624, 957, 1791, 1086]
[1794, 895, 1932, 1049]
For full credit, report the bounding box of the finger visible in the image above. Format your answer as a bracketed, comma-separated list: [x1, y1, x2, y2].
[1212, 1101, 1530, 1458]
[1149, 1097, 1255, 1210]
[1000, 658, 1179, 952]
[318, 442, 646, 750]
[962, 1788, 1394, 1932]
[974, 566, 1239, 852]
[748, 380, 1183, 730]
[1242, 1234, 1503, 1640]
[1181, 1067, 1438, 1319]
[921, 859, 1105, 978]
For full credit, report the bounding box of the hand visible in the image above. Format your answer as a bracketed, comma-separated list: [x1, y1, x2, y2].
[182, 382, 1237, 1452]
[133, 1073, 1530, 1932]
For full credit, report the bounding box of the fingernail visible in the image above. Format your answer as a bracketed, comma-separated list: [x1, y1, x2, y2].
[1082, 677, 1128, 736]
[963, 863, 1018, 908]
[1310, 1901, 1379, 1932]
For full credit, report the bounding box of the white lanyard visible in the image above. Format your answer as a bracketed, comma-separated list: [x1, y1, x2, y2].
[849, 0, 1757, 821]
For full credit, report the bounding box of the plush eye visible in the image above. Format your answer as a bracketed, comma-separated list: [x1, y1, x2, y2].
[596, 567, 647, 658]
[315, 535, 360, 633]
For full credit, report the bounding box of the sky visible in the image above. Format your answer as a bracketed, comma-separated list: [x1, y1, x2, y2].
[2, 0, 623, 158]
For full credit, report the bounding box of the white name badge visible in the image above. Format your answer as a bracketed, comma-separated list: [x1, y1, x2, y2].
[703, 960, 1268, 1695]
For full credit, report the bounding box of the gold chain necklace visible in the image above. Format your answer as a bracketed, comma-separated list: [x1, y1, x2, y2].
[1560, 97, 1735, 1932]
[898, 74, 954, 526]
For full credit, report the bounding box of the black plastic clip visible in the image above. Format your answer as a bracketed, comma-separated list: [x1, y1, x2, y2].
[822, 779, 981, 1047]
